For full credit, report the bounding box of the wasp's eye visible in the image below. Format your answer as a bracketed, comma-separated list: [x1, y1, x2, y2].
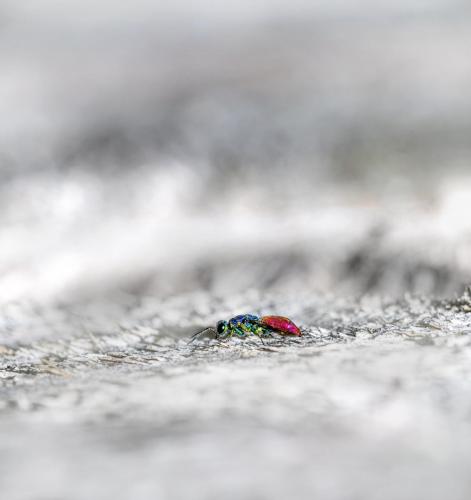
[216, 321, 226, 334]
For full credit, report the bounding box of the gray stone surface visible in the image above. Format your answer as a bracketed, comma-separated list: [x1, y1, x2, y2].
[2, 290, 471, 500]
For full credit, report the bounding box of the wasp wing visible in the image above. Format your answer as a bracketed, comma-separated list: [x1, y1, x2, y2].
[260, 316, 301, 336]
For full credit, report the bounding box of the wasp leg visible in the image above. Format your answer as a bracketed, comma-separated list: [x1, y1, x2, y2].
[253, 321, 274, 339]
[259, 326, 275, 339]
[252, 332, 266, 346]
[233, 326, 246, 338]
[241, 323, 266, 346]
[217, 328, 233, 341]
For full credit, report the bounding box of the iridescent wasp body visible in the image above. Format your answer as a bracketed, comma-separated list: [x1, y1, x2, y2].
[189, 314, 301, 343]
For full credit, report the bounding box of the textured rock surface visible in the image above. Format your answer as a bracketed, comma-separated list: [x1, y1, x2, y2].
[2, 290, 471, 499]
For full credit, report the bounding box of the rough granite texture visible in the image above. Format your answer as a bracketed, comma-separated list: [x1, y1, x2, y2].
[2, 289, 471, 500]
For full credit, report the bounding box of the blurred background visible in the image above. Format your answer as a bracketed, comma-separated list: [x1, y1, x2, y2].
[1, 0, 471, 304]
[3, 4, 471, 500]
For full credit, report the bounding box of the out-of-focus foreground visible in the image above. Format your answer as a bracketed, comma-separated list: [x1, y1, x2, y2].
[1, 1, 471, 499]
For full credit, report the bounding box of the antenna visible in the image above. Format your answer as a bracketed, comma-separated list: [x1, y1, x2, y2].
[188, 327, 216, 344]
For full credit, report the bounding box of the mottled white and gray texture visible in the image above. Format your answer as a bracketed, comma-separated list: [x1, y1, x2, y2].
[2, 291, 471, 500]
[2, 1, 471, 499]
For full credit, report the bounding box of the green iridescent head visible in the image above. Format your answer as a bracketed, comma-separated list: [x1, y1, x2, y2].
[216, 320, 228, 335]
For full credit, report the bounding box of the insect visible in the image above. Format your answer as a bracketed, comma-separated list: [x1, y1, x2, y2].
[189, 314, 301, 343]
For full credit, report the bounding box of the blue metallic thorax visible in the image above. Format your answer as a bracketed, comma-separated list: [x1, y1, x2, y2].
[229, 314, 259, 326]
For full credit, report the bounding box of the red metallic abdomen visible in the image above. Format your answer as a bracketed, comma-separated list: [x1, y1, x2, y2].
[261, 316, 301, 336]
